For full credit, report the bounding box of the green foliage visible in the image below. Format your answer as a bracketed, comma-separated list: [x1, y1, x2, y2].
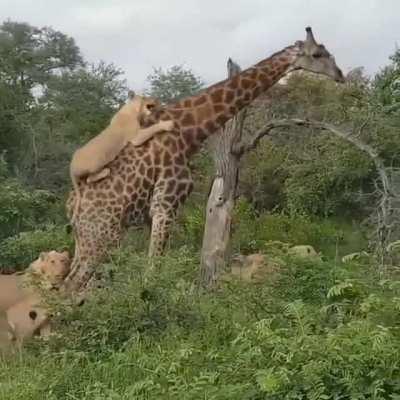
[0, 20, 127, 189]
[0, 226, 73, 272]
[373, 48, 400, 114]
[145, 65, 204, 103]
[0, 226, 72, 272]
[2, 249, 400, 399]
[230, 199, 362, 257]
[0, 177, 58, 240]
[0, 20, 83, 89]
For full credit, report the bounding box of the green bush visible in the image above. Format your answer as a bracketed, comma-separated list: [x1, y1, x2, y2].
[231, 199, 363, 257]
[0, 178, 62, 241]
[0, 225, 72, 272]
[2, 249, 400, 399]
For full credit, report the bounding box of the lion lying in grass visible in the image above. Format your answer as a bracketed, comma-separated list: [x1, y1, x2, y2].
[0, 250, 70, 349]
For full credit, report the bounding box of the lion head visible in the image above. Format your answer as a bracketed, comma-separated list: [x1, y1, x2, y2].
[29, 251, 71, 288]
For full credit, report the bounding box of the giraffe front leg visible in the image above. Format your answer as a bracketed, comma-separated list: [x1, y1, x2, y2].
[148, 212, 174, 258]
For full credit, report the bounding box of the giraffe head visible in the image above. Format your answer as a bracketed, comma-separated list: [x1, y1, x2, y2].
[292, 27, 345, 83]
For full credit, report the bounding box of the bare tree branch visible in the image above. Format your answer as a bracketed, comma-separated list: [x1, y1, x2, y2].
[235, 116, 399, 269]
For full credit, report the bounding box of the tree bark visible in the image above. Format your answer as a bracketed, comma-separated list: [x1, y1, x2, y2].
[199, 59, 246, 288]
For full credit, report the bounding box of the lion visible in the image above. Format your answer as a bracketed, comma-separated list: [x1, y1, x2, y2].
[70, 92, 175, 224]
[0, 250, 71, 347]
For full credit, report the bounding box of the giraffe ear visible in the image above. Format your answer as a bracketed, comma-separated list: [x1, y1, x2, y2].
[227, 58, 241, 77]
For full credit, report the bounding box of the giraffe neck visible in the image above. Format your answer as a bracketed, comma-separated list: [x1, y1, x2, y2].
[142, 44, 301, 157]
[160, 43, 301, 154]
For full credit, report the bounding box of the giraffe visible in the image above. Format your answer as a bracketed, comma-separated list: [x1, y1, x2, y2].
[63, 27, 344, 292]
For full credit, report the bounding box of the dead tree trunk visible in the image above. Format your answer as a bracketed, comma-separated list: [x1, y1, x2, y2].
[199, 59, 246, 288]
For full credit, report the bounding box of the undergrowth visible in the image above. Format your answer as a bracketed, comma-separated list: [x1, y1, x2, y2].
[1, 247, 400, 399]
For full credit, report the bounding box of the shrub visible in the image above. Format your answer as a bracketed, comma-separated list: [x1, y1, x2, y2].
[2, 249, 400, 399]
[0, 225, 72, 272]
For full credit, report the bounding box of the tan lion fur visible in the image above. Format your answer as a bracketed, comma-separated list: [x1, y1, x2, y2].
[0, 250, 70, 348]
[69, 94, 175, 224]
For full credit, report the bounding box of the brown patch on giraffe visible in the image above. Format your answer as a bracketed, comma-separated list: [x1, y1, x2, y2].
[143, 155, 152, 166]
[142, 179, 151, 190]
[216, 114, 227, 126]
[236, 98, 245, 109]
[279, 55, 289, 63]
[86, 191, 94, 200]
[86, 207, 95, 214]
[224, 90, 235, 103]
[196, 104, 213, 123]
[195, 127, 207, 142]
[227, 78, 239, 90]
[164, 168, 173, 178]
[170, 109, 185, 119]
[126, 185, 133, 194]
[177, 182, 188, 194]
[146, 168, 155, 180]
[177, 169, 189, 180]
[153, 149, 162, 165]
[177, 138, 186, 151]
[165, 180, 176, 194]
[96, 191, 107, 199]
[213, 104, 226, 114]
[135, 148, 145, 157]
[183, 99, 192, 108]
[174, 153, 185, 165]
[138, 163, 146, 176]
[243, 92, 252, 102]
[163, 195, 176, 204]
[163, 152, 172, 166]
[168, 139, 178, 154]
[241, 79, 254, 90]
[114, 179, 124, 194]
[237, 89, 243, 96]
[248, 69, 258, 80]
[154, 166, 162, 177]
[204, 120, 218, 132]
[178, 193, 187, 204]
[163, 137, 174, 148]
[210, 89, 224, 103]
[94, 200, 104, 208]
[229, 106, 237, 115]
[193, 95, 207, 106]
[181, 113, 196, 127]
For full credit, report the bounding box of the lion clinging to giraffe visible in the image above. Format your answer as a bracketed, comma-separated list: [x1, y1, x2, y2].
[69, 92, 175, 224]
[64, 27, 344, 292]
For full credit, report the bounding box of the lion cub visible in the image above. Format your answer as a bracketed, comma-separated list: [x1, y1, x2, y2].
[70, 92, 175, 224]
